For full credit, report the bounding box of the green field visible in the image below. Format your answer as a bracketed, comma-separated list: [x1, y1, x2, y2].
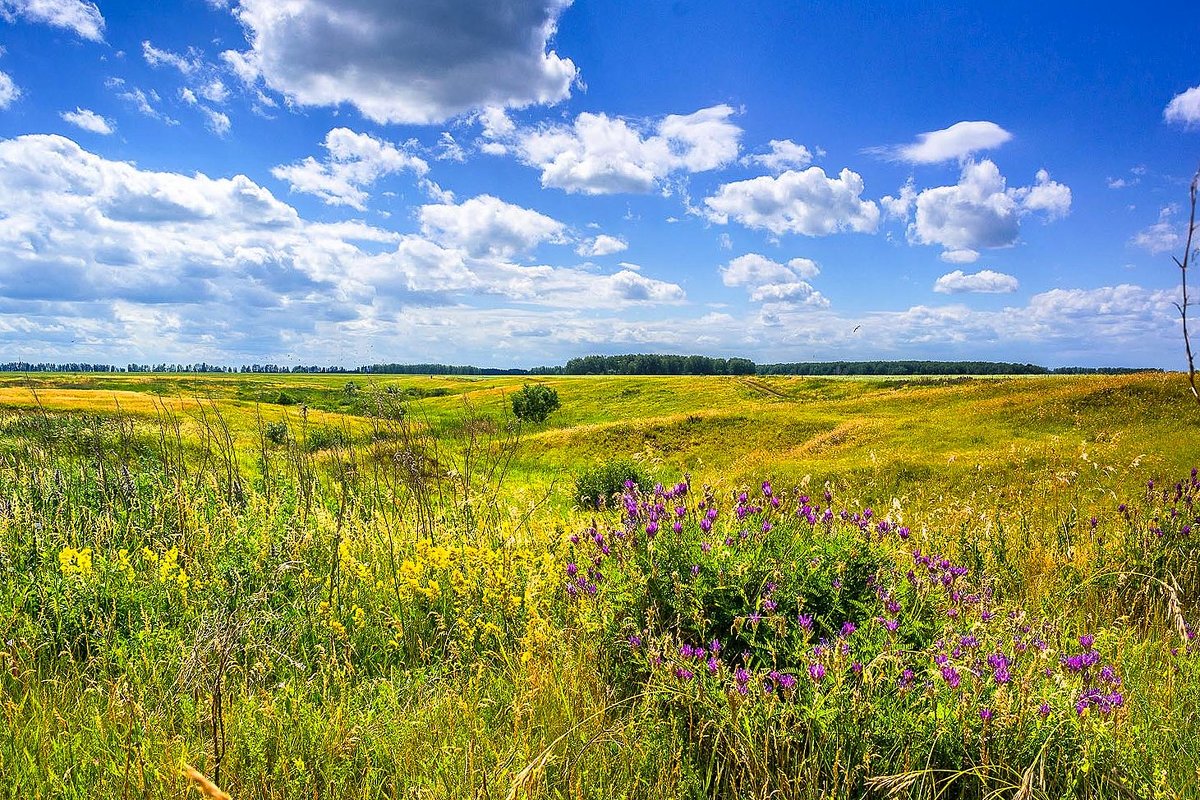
[1, 372, 1198, 798]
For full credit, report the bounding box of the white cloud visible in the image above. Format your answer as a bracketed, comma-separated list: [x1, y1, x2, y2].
[222, 0, 577, 124]
[477, 106, 516, 139]
[142, 40, 202, 75]
[748, 282, 828, 306]
[0, 70, 18, 109]
[933, 269, 1019, 294]
[515, 105, 741, 194]
[720, 253, 824, 306]
[876, 121, 1012, 164]
[721, 253, 819, 287]
[1015, 168, 1072, 219]
[1132, 207, 1184, 254]
[604, 269, 685, 303]
[909, 160, 1070, 257]
[704, 167, 879, 236]
[576, 234, 627, 257]
[272, 128, 428, 210]
[112, 83, 179, 125]
[742, 139, 813, 172]
[0, 0, 104, 41]
[198, 79, 230, 104]
[418, 194, 566, 258]
[1164, 85, 1200, 127]
[435, 132, 466, 163]
[60, 107, 113, 134]
[177, 85, 232, 136]
[201, 107, 231, 136]
[940, 249, 979, 264]
[881, 179, 916, 219]
[0, 134, 696, 364]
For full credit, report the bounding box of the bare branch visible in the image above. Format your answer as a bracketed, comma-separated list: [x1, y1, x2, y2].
[1177, 167, 1200, 404]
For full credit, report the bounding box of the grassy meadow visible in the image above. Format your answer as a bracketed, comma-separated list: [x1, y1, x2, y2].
[1, 370, 1199, 798]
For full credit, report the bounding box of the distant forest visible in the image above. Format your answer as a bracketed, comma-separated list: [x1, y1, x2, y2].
[0, 356, 1161, 377]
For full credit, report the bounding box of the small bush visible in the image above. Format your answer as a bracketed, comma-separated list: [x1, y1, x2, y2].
[511, 384, 560, 424]
[575, 459, 647, 509]
[264, 420, 288, 445]
[275, 391, 296, 405]
[304, 426, 349, 452]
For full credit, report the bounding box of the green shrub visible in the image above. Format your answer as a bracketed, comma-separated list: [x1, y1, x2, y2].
[264, 420, 288, 445]
[304, 426, 349, 452]
[575, 459, 647, 509]
[511, 383, 560, 424]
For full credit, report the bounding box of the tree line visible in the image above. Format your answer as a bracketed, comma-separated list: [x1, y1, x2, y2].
[0, 356, 1160, 376]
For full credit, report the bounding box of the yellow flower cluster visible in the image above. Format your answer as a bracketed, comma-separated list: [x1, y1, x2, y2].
[58, 546, 93, 578]
[142, 545, 194, 595]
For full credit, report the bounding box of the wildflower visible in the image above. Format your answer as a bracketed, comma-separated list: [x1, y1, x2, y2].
[840, 621, 856, 637]
[58, 546, 94, 578]
[797, 614, 813, 631]
[734, 666, 750, 695]
[690, 564, 700, 577]
[979, 707, 994, 721]
[899, 669, 915, 688]
[809, 662, 826, 682]
[1038, 702, 1051, 717]
[941, 665, 961, 688]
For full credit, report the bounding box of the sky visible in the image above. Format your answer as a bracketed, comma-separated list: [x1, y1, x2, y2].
[0, 0, 1198, 369]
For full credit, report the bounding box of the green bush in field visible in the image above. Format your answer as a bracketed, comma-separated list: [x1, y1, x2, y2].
[264, 420, 288, 445]
[575, 459, 646, 509]
[510, 383, 560, 424]
[304, 425, 348, 451]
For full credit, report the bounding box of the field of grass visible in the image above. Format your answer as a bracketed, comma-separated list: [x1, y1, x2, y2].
[1, 371, 1198, 798]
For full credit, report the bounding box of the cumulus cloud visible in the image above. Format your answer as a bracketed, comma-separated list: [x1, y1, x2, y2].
[0, 134, 695, 363]
[1014, 168, 1072, 218]
[874, 121, 1012, 164]
[272, 128, 428, 209]
[0, 0, 104, 41]
[418, 194, 566, 259]
[60, 107, 113, 134]
[513, 105, 741, 194]
[604, 269, 685, 303]
[909, 160, 1071, 257]
[1164, 85, 1200, 127]
[933, 269, 1019, 294]
[222, 0, 577, 124]
[0, 69, 18, 109]
[741, 139, 814, 173]
[704, 167, 879, 236]
[881, 179, 916, 219]
[720, 253, 825, 306]
[576, 234, 627, 257]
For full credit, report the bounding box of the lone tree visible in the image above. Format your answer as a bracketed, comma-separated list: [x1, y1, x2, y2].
[511, 383, 560, 424]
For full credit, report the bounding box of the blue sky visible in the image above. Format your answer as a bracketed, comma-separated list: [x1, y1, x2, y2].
[0, 0, 1198, 368]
